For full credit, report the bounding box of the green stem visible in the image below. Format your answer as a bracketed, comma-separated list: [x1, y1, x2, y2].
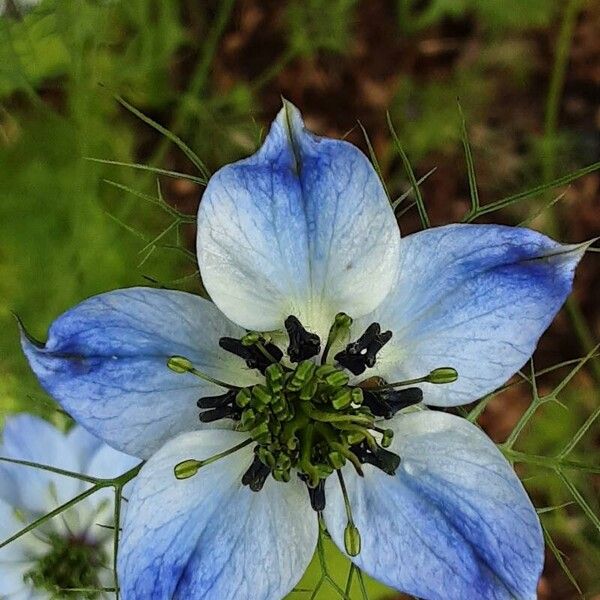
[0, 456, 99, 484]
[501, 448, 600, 474]
[0, 485, 102, 550]
[113, 484, 123, 599]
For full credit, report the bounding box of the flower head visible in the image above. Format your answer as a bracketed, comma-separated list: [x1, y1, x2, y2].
[0, 415, 139, 598]
[21, 102, 586, 599]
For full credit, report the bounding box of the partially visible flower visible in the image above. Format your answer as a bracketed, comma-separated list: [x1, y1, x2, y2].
[21, 102, 588, 599]
[0, 415, 139, 598]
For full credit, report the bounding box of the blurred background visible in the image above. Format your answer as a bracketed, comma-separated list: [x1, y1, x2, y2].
[0, 0, 598, 598]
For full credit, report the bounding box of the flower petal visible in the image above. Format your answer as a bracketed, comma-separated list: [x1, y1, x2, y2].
[21, 287, 260, 458]
[324, 411, 543, 600]
[0, 499, 31, 597]
[197, 101, 400, 335]
[359, 224, 585, 406]
[119, 430, 317, 600]
[0, 415, 81, 513]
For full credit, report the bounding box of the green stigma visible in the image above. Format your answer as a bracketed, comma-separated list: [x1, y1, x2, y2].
[23, 532, 108, 598]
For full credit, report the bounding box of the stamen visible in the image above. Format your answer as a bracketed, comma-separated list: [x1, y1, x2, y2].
[370, 367, 458, 391]
[334, 323, 392, 375]
[242, 332, 284, 366]
[173, 438, 252, 480]
[353, 445, 401, 476]
[199, 405, 237, 423]
[197, 389, 238, 409]
[242, 455, 271, 492]
[167, 356, 238, 389]
[362, 387, 423, 418]
[371, 426, 395, 448]
[337, 470, 361, 556]
[307, 478, 326, 511]
[219, 337, 283, 374]
[285, 315, 321, 362]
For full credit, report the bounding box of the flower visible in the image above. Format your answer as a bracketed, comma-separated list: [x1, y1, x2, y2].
[21, 101, 586, 600]
[0, 414, 139, 598]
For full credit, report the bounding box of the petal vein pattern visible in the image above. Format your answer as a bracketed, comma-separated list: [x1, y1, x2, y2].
[197, 101, 400, 336]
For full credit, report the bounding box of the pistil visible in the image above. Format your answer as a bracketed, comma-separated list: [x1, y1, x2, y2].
[168, 314, 459, 559]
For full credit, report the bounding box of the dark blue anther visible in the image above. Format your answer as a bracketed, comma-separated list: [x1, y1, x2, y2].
[334, 323, 392, 375]
[362, 387, 423, 419]
[242, 455, 271, 492]
[219, 337, 283, 374]
[298, 474, 326, 511]
[353, 444, 401, 476]
[285, 316, 321, 362]
[197, 389, 238, 409]
[199, 404, 237, 423]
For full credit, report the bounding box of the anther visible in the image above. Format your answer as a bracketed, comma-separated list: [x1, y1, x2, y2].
[199, 405, 236, 423]
[173, 439, 253, 480]
[219, 337, 283, 374]
[285, 315, 321, 362]
[197, 389, 238, 409]
[371, 367, 458, 391]
[353, 445, 401, 476]
[334, 323, 392, 375]
[306, 478, 326, 511]
[242, 455, 272, 492]
[362, 387, 423, 418]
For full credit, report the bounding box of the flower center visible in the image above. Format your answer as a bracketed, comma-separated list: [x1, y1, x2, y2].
[23, 532, 108, 598]
[167, 313, 457, 556]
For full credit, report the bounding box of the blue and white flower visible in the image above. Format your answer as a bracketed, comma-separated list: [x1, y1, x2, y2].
[21, 102, 587, 599]
[0, 415, 139, 598]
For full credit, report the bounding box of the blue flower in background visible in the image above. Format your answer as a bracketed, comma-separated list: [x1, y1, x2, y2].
[21, 102, 587, 599]
[0, 415, 139, 598]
